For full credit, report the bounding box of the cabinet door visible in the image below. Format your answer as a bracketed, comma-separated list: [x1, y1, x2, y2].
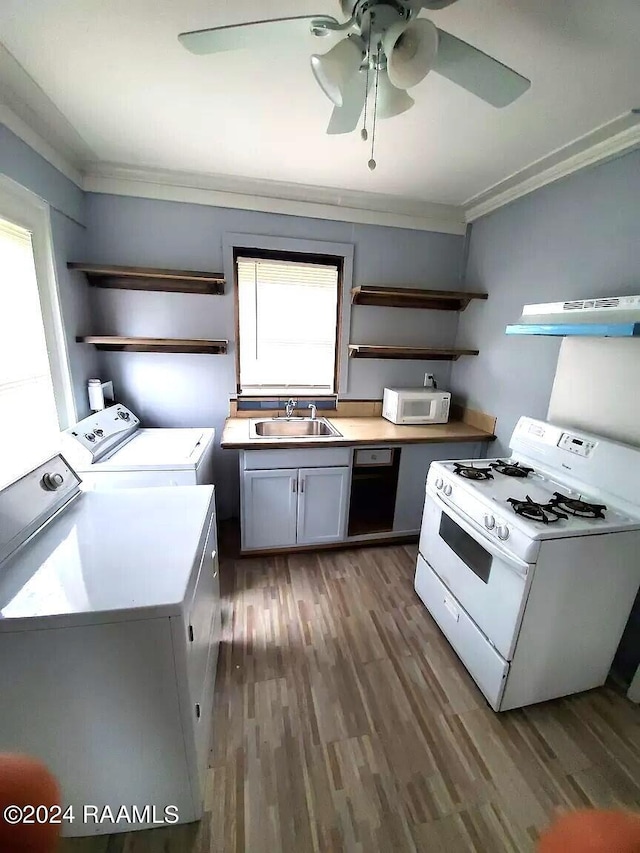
[393, 443, 481, 534]
[297, 467, 349, 545]
[242, 469, 298, 550]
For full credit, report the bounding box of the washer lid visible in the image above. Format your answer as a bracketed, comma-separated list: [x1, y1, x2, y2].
[0, 486, 214, 626]
[89, 428, 214, 472]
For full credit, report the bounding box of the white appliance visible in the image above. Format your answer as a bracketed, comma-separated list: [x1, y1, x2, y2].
[517, 294, 640, 325]
[382, 387, 451, 425]
[414, 417, 640, 712]
[0, 456, 220, 836]
[60, 405, 215, 489]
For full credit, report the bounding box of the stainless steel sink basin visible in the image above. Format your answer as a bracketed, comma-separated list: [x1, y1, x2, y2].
[249, 417, 342, 439]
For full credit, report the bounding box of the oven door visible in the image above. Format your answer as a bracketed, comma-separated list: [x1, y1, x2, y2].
[418, 489, 533, 660]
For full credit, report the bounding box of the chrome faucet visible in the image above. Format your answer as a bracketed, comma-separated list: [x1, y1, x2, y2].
[308, 403, 317, 420]
[285, 398, 297, 419]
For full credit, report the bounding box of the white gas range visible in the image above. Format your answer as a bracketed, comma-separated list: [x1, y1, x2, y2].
[415, 416, 640, 712]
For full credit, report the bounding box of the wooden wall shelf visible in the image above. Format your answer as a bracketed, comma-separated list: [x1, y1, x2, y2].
[68, 263, 225, 295]
[77, 336, 228, 354]
[348, 345, 479, 361]
[351, 285, 487, 311]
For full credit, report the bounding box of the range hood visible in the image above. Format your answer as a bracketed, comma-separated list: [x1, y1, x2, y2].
[506, 295, 640, 337]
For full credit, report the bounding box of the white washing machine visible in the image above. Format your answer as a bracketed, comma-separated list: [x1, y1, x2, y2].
[60, 405, 215, 489]
[0, 455, 220, 836]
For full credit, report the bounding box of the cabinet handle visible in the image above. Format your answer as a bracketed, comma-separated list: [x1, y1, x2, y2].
[195, 703, 201, 719]
[292, 479, 297, 493]
[300, 478, 304, 494]
[188, 625, 194, 642]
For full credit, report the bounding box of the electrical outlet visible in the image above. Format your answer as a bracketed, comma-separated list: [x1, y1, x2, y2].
[423, 373, 435, 388]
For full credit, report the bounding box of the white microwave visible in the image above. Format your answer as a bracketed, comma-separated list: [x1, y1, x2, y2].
[382, 387, 451, 425]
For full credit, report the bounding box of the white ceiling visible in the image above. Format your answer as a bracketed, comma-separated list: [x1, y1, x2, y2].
[0, 0, 639, 208]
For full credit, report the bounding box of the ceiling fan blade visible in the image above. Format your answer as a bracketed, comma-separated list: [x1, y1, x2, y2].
[326, 70, 369, 135]
[179, 15, 339, 55]
[434, 29, 530, 107]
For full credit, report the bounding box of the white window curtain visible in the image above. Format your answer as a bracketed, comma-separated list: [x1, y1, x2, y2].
[237, 256, 339, 393]
[0, 216, 60, 487]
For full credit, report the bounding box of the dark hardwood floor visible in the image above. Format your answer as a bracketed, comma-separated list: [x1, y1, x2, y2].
[62, 543, 640, 852]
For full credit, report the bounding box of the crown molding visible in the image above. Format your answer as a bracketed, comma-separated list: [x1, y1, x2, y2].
[0, 43, 95, 187]
[464, 110, 640, 222]
[82, 163, 467, 235]
[0, 105, 83, 186]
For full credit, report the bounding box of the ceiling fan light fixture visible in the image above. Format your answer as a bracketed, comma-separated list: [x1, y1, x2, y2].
[376, 69, 415, 119]
[384, 17, 439, 89]
[311, 35, 363, 107]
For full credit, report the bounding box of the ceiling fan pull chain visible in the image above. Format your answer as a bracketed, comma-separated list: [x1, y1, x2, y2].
[361, 27, 373, 142]
[368, 46, 380, 170]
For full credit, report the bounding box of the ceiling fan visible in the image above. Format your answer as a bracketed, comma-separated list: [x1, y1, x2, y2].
[179, 0, 530, 167]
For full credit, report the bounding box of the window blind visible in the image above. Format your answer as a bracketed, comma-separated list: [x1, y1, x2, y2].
[0, 216, 60, 487]
[237, 256, 339, 392]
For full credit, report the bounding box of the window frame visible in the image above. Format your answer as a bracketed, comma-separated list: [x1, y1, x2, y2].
[233, 247, 343, 395]
[0, 175, 76, 429]
[224, 234, 354, 397]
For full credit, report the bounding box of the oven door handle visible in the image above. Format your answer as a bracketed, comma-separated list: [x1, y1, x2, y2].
[427, 488, 531, 577]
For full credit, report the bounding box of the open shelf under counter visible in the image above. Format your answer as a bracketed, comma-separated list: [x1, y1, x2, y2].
[348, 345, 479, 361]
[77, 336, 228, 354]
[351, 285, 487, 311]
[68, 263, 225, 295]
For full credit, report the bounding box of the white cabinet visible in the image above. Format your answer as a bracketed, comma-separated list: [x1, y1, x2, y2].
[241, 461, 349, 551]
[393, 443, 481, 534]
[242, 469, 298, 550]
[297, 467, 349, 545]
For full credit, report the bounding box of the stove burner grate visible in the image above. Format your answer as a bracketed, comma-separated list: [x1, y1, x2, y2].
[490, 460, 534, 478]
[452, 463, 494, 481]
[549, 492, 607, 519]
[507, 496, 568, 524]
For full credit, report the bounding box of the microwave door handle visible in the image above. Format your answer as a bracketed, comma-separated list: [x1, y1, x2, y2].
[427, 488, 531, 576]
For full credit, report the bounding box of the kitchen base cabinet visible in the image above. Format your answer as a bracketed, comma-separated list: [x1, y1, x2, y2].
[297, 467, 349, 545]
[240, 454, 350, 551]
[241, 469, 298, 550]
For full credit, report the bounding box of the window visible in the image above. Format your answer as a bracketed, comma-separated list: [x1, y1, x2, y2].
[235, 251, 341, 394]
[0, 179, 73, 488]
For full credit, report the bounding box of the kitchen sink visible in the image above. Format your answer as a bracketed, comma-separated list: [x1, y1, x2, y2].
[250, 417, 342, 439]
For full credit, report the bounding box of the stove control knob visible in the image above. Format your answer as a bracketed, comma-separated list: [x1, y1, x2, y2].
[85, 432, 96, 442]
[497, 524, 510, 541]
[484, 514, 496, 530]
[118, 410, 131, 421]
[435, 478, 443, 490]
[443, 483, 452, 497]
[94, 428, 104, 437]
[41, 472, 64, 491]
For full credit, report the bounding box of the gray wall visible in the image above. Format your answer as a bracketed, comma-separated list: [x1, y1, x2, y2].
[83, 193, 464, 517]
[451, 147, 640, 684]
[0, 124, 98, 421]
[451, 147, 640, 455]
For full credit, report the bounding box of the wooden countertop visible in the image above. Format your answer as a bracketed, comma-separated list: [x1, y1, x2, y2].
[220, 416, 495, 450]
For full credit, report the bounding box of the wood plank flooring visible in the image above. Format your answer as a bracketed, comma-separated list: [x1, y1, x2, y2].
[61, 544, 640, 853]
